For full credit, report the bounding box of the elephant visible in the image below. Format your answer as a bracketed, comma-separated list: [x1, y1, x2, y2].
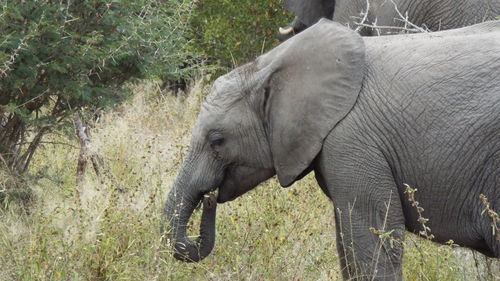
[163, 19, 500, 280]
[278, 0, 500, 40]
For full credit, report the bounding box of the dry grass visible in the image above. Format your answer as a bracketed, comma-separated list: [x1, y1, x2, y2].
[0, 80, 497, 280]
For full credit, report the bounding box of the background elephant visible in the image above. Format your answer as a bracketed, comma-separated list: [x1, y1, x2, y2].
[278, 0, 500, 40]
[164, 19, 500, 280]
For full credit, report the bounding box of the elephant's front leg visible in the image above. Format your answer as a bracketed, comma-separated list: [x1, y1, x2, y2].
[333, 196, 405, 281]
[316, 149, 406, 280]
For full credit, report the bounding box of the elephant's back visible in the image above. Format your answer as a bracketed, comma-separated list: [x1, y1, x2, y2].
[363, 20, 500, 101]
[363, 20, 500, 56]
[399, 0, 500, 31]
[359, 21, 500, 164]
[362, 20, 500, 105]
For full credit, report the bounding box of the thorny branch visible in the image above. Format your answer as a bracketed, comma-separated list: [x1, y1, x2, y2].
[352, 0, 430, 35]
[0, 34, 32, 78]
[354, 0, 370, 33]
[389, 0, 429, 33]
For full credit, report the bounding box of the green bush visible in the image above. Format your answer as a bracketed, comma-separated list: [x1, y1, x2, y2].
[0, 0, 197, 174]
[190, 0, 292, 72]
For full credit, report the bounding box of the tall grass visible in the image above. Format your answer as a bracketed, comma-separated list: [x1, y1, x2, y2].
[0, 80, 497, 280]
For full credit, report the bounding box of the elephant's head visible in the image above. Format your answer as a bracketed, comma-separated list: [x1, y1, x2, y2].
[163, 19, 365, 262]
[278, 0, 335, 41]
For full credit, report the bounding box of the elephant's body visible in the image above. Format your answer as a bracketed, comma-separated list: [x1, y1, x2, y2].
[280, 0, 500, 38]
[164, 20, 500, 280]
[316, 25, 500, 278]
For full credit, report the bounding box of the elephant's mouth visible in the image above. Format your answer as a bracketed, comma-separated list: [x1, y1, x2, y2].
[215, 165, 276, 203]
[215, 166, 235, 203]
[216, 182, 234, 203]
[215, 166, 241, 203]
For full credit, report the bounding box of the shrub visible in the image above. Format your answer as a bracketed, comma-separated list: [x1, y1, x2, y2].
[190, 0, 292, 73]
[0, 0, 197, 174]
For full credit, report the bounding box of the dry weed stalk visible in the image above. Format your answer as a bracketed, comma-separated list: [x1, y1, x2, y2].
[336, 207, 356, 281]
[479, 194, 500, 241]
[368, 192, 404, 281]
[404, 184, 434, 240]
[368, 192, 400, 248]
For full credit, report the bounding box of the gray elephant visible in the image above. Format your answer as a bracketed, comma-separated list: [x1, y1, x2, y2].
[278, 0, 500, 40]
[163, 19, 500, 280]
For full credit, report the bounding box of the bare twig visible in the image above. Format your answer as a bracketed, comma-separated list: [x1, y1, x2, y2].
[353, 23, 427, 34]
[351, 0, 430, 35]
[369, 192, 404, 281]
[19, 125, 50, 173]
[354, 0, 370, 33]
[390, 0, 429, 33]
[75, 111, 103, 185]
[38, 141, 79, 149]
[0, 153, 10, 171]
[336, 207, 353, 280]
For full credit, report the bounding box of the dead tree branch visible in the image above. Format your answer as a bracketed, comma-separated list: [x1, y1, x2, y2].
[354, 0, 370, 33]
[352, 0, 430, 35]
[75, 111, 103, 185]
[390, 0, 429, 33]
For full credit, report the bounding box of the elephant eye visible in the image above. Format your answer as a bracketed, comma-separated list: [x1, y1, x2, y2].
[210, 138, 224, 148]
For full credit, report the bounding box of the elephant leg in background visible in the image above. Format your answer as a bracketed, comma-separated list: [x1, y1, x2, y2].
[316, 145, 405, 280]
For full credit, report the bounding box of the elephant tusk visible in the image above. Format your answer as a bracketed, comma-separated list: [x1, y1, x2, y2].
[279, 26, 294, 35]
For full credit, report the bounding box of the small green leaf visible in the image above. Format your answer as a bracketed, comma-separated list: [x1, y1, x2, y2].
[50, 63, 67, 74]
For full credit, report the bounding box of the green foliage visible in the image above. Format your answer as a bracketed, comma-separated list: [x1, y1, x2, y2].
[0, 0, 197, 173]
[0, 169, 33, 209]
[190, 0, 292, 72]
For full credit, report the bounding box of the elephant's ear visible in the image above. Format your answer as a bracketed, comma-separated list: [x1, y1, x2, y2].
[284, 0, 335, 26]
[257, 19, 365, 187]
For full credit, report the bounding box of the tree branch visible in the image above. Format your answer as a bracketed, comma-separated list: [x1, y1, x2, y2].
[75, 111, 103, 185]
[352, 0, 430, 35]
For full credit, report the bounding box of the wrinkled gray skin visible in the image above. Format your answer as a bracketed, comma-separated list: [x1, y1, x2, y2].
[278, 0, 500, 40]
[164, 19, 500, 279]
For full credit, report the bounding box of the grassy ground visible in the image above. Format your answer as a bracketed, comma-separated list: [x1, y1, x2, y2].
[0, 80, 498, 280]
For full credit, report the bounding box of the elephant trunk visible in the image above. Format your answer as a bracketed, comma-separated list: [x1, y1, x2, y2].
[163, 178, 217, 262]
